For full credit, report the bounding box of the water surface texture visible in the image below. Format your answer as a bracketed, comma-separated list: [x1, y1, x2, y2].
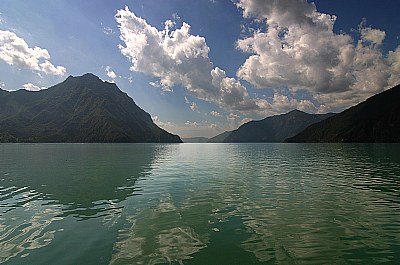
[0, 143, 399, 264]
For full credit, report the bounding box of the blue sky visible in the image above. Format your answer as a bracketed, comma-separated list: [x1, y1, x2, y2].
[1, 0, 400, 138]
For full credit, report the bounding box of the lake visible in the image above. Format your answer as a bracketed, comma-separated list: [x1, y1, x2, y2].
[0, 143, 399, 264]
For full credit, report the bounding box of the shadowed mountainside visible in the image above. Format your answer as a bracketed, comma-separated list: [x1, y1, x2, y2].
[223, 110, 334, 142]
[207, 131, 232, 143]
[286, 84, 400, 143]
[0, 73, 182, 143]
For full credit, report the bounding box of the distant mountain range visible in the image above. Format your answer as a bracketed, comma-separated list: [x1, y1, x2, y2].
[0, 73, 182, 143]
[182, 137, 209, 143]
[223, 110, 334, 142]
[2, 73, 398, 143]
[286, 83, 400, 143]
[182, 131, 233, 143]
[207, 131, 232, 143]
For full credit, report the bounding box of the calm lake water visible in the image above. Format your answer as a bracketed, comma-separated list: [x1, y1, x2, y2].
[0, 143, 399, 264]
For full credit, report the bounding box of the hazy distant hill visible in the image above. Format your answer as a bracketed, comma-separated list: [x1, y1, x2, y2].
[182, 137, 209, 143]
[224, 110, 334, 142]
[207, 131, 232, 143]
[0, 73, 182, 143]
[286, 84, 400, 143]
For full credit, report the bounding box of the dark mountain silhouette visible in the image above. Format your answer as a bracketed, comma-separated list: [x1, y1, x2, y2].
[207, 131, 232, 143]
[286, 84, 400, 143]
[0, 73, 182, 143]
[224, 110, 334, 142]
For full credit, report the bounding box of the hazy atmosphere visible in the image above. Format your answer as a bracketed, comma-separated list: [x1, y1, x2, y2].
[1, 0, 400, 137]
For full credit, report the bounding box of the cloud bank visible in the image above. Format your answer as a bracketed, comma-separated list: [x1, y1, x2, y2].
[115, 6, 259, 112]
[116, 2, 400, 117]
[22, 83, 44, 91]
[236, 0, 400, 108]
[0, 30, 66, 76]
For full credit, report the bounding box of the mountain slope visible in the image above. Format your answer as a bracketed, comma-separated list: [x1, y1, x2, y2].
[286, 84, 400, 143]
[0, 73, 182, 143]
[208, 131, 232, 143]
[224, 110, 335, 143]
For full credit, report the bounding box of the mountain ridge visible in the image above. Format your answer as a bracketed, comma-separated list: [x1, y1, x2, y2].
[0, 73, 182, 143]
[286, 83, 400, 143]
[223, 110, 335, 142]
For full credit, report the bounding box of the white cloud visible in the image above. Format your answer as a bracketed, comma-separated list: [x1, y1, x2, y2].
[236, 0, 400, 110]
[388, 47, 400, 86]
[190, 102, 198, 111]
[152, 115, 174, 128]
[22, 83, 45, 91]
[211, 67, 258, 111]
[106, 65, 117, 80]
[116, 4, 400, 116]
[103, 27, 115, 35]
[184, 96, 200, 112]
[227, 113, 240, 121]
[152, 115, 221, 138]
[0, 12, 5, 25]
[39, 60, 66, 76]
[240, 117, 252, 125]
[185, 121, 199, 127]
[0, 30, 66, 76]
[210, 110, 222, 117]
[270, 93, 319, 113]
[115, 6, 261, 112]
[359, 19, 385, 46]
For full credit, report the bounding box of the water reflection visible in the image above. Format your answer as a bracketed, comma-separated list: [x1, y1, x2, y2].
[1, 143, 399, 264]
[0, 143, 171, 264]
[110, 144, 400, 264]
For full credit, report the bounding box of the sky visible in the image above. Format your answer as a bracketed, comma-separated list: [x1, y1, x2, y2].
[1, 0, 400, 138]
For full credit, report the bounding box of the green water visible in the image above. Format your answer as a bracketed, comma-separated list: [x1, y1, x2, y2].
[0, 143, 399, 264]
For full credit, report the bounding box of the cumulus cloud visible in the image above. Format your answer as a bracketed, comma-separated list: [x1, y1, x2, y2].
[190, 102, 198, 111]
[184, 96, 200, 112]
[359, 20, 386, 46]
[210, 110, 222, 117]
[240, 117, 253, 125]
[185, 121, 199, 127]
[152, 115, 175, 128]
[227, 113, 240, 121]
[270, 93, 318, 113]
[105, 65, 117, 80]
[0, 30, 66, 76]
[103, 27, 115, 35]
[116, 3, 400, 117]
[115, 6, 259, 112]
[39, 60, 66, 75]
[22, 83, 45, 91]
[388, 47, 400, 86]
[236, 0, 400, 110]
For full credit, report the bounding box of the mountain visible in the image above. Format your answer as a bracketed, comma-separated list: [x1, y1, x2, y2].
[286, 84, 400, 143]
[182, 137, 209, 143]
[0, 73, 182, 143]
[224, 110, 335, 142]
[207, 131, 232, 143]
